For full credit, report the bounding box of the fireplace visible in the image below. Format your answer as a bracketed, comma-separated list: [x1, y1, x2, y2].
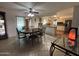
[68, 27, 78, 47]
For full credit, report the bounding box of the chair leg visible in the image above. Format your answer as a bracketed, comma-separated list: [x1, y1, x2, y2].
[38, 35, 42, 43]
[30, 38, 34, 46]
[32, 39, 33, 46]
[17, 38, 20, 48]
[43, 34, 45, 43]
[38, 36, 40, 43]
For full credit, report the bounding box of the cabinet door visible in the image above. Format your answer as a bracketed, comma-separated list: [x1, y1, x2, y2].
[0, 12, 8, 39]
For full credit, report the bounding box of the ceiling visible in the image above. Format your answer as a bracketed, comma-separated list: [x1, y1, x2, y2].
[0, 2, 79, 17]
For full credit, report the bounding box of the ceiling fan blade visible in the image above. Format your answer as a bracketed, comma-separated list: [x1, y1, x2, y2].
[33, 12, 39, 14]
[25, 11, 29, 15]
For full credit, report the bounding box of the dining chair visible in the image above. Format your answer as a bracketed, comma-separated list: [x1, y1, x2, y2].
[39, 26, 46, 43]
[40, 26, 46, 38]
[29, 32, 39, 46]
[33, 28, 46, 44]
[16, 28, 26, 39]
[16, 28, 27, 47]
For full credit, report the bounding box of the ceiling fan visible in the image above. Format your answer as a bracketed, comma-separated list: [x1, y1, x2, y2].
[25, 8, 39, 17]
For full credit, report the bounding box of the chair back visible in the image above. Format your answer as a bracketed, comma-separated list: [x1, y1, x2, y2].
[16, 28, 21, 38]
[16, 28, 26, 39]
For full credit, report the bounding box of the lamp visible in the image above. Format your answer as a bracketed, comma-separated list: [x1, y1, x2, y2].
[28, 13, 34, 17]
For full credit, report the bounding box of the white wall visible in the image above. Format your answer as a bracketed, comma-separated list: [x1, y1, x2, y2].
[72, 6, 79, 35]
[72, 6, 79, 27]
[6, 13, 17, 37]
[57, 7, 73, 17]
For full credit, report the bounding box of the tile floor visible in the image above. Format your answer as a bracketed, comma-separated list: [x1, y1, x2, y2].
[0, 34, 67, 56]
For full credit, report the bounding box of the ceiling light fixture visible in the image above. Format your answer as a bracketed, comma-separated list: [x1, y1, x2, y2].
[28, 13, 34, 17]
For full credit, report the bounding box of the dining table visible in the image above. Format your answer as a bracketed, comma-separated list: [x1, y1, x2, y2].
[20, 28, 42, 35]
[21, 28, 42, 45]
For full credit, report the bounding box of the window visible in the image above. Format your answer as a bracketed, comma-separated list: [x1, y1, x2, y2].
[17, 16, 25, 31]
